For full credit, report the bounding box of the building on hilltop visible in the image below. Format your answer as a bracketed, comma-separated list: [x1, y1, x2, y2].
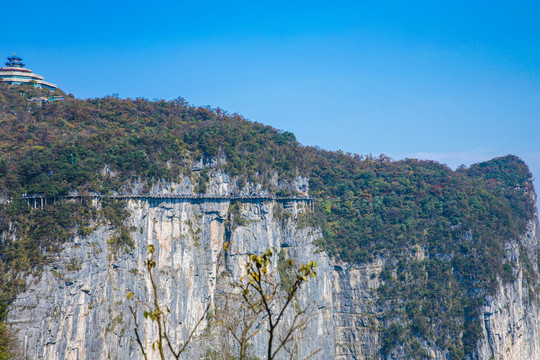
[0, 53, 57, 90]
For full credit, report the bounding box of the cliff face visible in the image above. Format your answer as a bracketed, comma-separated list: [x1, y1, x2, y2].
[477, 221, 540, 360]
[6, 172, 334, 359]
[6, 174, 540, 359]
[329, 221, 540, 360]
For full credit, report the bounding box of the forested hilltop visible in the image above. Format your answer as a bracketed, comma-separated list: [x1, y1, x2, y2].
[0, 83, 537, 359]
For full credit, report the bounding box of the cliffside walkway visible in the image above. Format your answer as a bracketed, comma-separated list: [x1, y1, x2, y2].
[21, 193, 315, 210]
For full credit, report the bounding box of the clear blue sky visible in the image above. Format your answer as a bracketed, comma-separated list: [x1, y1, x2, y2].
[2, 1, 540, 202]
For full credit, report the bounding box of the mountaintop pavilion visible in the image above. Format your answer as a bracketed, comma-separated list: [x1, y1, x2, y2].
[0, 54, 57, 90]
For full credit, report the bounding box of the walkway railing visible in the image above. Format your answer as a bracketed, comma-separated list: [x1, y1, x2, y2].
[21, 193, 315, 210]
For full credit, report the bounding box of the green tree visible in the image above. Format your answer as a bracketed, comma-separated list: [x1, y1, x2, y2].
[0, 322, 18, 360]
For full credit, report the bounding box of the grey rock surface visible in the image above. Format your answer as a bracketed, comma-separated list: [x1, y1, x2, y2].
[6, 174, 540, 359]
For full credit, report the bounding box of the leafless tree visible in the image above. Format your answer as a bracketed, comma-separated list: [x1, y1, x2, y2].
[127, 244, 209, 360]
[214, 245, 320, 360]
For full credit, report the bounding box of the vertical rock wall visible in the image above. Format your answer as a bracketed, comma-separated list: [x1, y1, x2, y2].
[8, 198, 335, 359]
[476, 220, 540, 360]
[5, 172, 540, 359]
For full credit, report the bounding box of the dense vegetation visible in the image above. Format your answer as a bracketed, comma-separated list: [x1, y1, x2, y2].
[308, 152, 536, 358]
[0, 83, 536, 358]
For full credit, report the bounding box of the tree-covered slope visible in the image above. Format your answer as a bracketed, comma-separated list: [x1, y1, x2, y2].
[0, 83, 537, 358]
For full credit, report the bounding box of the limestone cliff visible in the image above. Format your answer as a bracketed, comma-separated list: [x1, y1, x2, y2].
[330, 219, 540, 360]
[6, 172, 540, 359]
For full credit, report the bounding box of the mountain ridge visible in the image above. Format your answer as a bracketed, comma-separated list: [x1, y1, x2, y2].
[0, 83, 538, 358]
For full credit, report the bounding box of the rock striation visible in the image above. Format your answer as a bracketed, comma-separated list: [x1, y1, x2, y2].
[6, 173, 540, 359]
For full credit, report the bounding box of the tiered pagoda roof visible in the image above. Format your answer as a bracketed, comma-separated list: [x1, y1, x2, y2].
[5, 55, 25, 68]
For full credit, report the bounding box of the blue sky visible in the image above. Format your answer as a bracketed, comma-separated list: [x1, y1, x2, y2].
[2, 1, 540, 202]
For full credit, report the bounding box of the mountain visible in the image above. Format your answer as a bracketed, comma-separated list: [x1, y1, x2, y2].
[0, 83, 538, 359]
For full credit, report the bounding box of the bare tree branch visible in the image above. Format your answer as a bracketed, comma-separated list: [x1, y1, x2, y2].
[128, 244, 208, 359]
